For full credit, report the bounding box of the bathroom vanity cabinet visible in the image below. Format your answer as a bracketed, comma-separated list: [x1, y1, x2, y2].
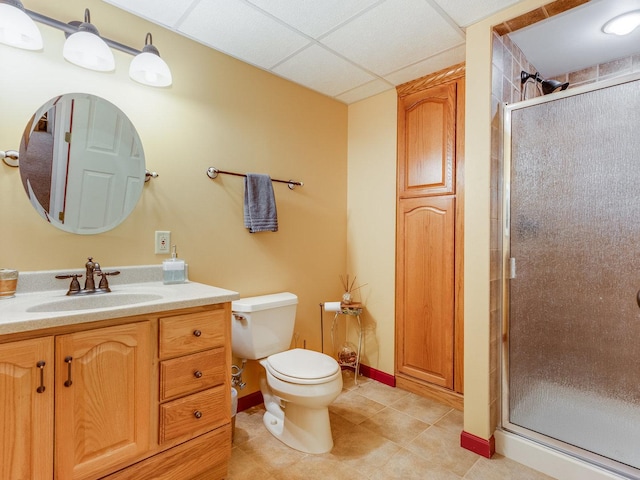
[0, 302, 232, 480]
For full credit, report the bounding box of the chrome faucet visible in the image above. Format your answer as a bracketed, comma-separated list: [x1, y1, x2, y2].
[55, 257, 120, 296]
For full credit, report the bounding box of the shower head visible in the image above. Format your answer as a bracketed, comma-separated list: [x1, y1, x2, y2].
[521, 70, 569, 95]
[540, 78, 570, 95]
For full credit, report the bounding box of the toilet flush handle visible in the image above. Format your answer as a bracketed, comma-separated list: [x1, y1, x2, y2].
[233, 314, 246, 321]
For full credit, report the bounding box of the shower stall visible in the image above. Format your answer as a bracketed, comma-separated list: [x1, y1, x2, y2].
[502, 73, 640, 478]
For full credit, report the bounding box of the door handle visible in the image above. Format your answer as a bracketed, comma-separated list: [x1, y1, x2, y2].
[36, 361, 46, 393]
[64, 356, 73, 387]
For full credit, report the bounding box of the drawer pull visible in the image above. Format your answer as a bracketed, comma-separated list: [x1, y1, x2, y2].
[64, 356, 73, 387]
[36, 361, 46, 393]
[194, 410, 203, 419]
[193, 329, 202, 337]
[194, 370, 203, 378]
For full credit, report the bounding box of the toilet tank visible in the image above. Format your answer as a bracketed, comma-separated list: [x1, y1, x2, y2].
[231, 292, 298, 360]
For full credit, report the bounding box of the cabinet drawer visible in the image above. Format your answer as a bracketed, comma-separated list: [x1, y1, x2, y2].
[159, 310, 226, 358]
[100, 425, 231, 480]
[160, 347, 226, 401]
[159, 386, 229, 444]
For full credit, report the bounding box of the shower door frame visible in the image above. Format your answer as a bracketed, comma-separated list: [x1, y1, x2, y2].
[500, 72, 640, 480]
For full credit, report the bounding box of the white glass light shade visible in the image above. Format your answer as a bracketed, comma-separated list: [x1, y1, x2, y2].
[0, 2, 43, 50]
[63, 30, 115, 72]
[129, 51, 172, 87]
[602, 10, 640, 36]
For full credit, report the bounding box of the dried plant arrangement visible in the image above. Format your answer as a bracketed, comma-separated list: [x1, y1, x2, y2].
[339, 274, 366, 305]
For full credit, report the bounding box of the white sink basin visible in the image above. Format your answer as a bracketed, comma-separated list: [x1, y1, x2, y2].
[26, 292, 163, 313]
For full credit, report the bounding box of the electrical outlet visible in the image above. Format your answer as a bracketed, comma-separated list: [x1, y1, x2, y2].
[155, 231, 171, 254]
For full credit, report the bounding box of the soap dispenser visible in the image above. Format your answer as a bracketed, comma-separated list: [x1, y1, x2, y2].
[163, 245, 186, 284]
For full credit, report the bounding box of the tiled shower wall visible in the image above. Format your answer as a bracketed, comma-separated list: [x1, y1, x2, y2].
[489, 31, 640, 434]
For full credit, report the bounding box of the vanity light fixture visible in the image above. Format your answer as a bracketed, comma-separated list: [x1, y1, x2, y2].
[602, 10, 640, 36]
[129, 33, 172, 87]
[0, 1, 172, 87]
[0, 0, 43, 50]
[63, 9, 114, 72]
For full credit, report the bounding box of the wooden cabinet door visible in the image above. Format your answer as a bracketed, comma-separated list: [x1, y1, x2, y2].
[0, 337, 54, 480]
[398, 82, 457, 198]
[396, 196, 455, 389]
[55, 322, 151, 480]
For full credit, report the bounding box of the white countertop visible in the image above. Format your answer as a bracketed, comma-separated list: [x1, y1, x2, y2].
[0, 265, 239, 335]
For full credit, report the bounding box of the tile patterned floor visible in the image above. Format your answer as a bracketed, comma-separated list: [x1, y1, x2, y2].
[228, 371, 556, 480]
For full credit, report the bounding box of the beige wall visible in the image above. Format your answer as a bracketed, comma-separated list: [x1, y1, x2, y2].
[0, 0, 348, 397]
[464, 0, 553, 440]
[346, 90, 397, 375]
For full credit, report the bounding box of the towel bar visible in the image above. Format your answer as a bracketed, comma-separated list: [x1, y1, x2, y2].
[206, 167, 303, 190]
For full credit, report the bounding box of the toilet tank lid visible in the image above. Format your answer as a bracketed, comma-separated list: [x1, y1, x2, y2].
[232, 292, 298, 312]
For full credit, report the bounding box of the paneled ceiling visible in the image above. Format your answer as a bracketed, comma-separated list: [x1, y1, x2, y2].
[102, 0, 640, 103]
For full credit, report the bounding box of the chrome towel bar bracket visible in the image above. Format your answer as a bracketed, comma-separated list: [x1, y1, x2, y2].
[1, 150, 19, 167]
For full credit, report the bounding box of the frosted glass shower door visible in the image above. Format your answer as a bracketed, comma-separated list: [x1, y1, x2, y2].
[505, 77, 640, 474]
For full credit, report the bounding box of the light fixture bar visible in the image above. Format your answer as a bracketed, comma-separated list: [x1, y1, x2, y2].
[25, 9, 141, 56]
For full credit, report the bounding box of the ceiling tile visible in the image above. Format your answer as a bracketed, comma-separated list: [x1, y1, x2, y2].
[321, 0, 465, 76]
[432, 0, 521, 27]
[383, 44, 466, 85]
[272, 45, 377, 97]
[102, 0, 195, 28]
[246, 0, 382, 38]
[177, 0, 311, 69]
[335, 79, 394, 104]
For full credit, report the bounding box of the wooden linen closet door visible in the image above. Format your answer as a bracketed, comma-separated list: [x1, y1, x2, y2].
[396, 196, 455, 388]
[397, 82, 456, 199]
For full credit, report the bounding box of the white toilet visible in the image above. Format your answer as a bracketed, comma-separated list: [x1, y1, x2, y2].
[231, 292, 343, 454]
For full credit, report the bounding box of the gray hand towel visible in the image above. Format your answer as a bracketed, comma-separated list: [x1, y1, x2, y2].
[244, 173, 278, 233]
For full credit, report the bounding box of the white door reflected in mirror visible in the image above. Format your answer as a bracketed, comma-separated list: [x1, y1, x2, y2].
[18, 93, 145, 234]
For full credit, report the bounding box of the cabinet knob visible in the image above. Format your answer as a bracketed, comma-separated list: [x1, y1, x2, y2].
[194, 370, 203, 379]
[193, 329, 202, 337]
[194, 410, 202, 419]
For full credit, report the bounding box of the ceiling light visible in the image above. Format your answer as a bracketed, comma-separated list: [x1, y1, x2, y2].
[602, 10, 640, 36]
[129, 33, 172, 87]
[62, 8, 115, 72]
[0, 0, 42, 50]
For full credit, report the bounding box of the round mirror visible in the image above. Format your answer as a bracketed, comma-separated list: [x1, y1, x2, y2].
[18, 93, 145, 234]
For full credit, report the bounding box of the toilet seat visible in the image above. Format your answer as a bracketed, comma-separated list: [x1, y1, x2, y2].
[266, 348, 340, 385]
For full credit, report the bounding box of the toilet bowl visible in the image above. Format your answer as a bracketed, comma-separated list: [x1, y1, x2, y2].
[231, 293, 343, 453]
[259, 349, 343, 454]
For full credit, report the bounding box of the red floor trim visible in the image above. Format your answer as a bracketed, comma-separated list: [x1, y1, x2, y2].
[460, 431, 495, 458]
[357, 364, 396, 387]
[237, 390, 263, 412]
